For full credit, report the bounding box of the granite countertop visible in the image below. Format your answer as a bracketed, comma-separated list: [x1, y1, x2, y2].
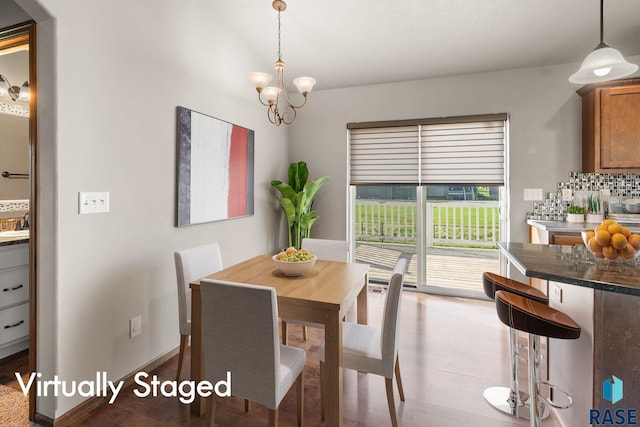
[0, 235, 29, 247]
[499, 242, 640, 296]
[528, 219, 640, 234]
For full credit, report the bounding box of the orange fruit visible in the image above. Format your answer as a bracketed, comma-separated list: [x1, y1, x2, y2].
[629, 234, 640, 250]
[620, 243, 637, 260]
[594, 229, 611, 247]
[608, 223, 624, 236]
[611, 233, 628, 250]
[285, 247, 297, 255]
[602, 245, 619, 260]
[622, 227, 631, 238]
[600, 219, 615, 228]
[588, 238, 603, 254]
[584, 230, 595, 243]
[595, 225, 608, 232]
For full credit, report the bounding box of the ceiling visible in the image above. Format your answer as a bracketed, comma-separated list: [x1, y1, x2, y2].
[2, 0, 639, 93]
[223, 0, 640, 91]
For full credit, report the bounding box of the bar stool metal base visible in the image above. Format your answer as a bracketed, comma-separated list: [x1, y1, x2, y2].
[483, 387, 549, 420]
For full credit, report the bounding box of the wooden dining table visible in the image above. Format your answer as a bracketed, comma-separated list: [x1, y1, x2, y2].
[189, 254, 369, 427]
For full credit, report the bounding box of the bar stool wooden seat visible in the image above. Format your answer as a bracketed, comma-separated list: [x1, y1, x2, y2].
[482, 272, 548, 419]
[495, 290, 581, 427]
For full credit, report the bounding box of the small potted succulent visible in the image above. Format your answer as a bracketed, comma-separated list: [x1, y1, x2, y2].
[565, 205, 587, 223]
[586, 194, 604, 223]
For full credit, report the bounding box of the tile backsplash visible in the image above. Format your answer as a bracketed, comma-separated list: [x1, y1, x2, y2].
[527, 172, 640, 221]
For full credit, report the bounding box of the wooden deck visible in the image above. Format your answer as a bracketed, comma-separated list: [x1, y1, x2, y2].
[356, 242, 500, 294]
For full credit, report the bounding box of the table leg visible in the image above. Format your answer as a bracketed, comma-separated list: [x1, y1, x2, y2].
[324, 311, 343, 427]
[357, 273, 368, 325]
[190, 286, 205, 416]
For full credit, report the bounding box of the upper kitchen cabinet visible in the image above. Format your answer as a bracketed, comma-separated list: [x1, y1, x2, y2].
[578, 78, 640, 173]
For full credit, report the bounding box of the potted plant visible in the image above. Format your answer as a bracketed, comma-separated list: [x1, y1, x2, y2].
[565, 205, 587, 223]
[271, 161, 330, 249]
[586, 194, 604, 223]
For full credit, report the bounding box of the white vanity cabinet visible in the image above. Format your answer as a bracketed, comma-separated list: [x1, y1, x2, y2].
[0, 243, 29, 359]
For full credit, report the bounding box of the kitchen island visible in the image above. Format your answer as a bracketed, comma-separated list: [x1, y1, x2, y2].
[499, 242, 640, 426]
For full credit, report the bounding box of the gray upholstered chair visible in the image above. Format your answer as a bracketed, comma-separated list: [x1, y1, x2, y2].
[281, 238, 349, 344]
[200, 279, 306, 427]
[319, 270, 405, 427]
[173, 243, 223, 381]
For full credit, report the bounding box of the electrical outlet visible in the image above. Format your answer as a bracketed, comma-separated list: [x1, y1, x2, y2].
[79, 191, 110, 214]
[561, 189, 573, 201]
[523, 188, 544, 201]
[130, 315, 142, 338]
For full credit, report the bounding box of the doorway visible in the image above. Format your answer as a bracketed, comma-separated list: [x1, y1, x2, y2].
[0, 20, 36, 423]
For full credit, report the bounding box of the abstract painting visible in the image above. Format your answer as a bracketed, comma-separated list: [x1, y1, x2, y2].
[176, 106, 254, 226]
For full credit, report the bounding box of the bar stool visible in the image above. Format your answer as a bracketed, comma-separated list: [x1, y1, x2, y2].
[495, 290, 581, 427]
[482, 272, 549, 419]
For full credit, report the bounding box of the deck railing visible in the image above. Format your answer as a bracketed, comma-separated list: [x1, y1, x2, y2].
[355, 199, 500, 248]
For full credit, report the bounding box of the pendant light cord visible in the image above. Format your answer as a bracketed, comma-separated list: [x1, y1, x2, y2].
[599, 0, 604, 44]
[277, 7, 282, 61]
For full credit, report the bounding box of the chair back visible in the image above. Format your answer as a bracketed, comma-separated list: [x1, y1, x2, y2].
[174, 243, 223, 335]
[380, 271, 404, 377]
[200, 279, 280, 409]
[301, 238, 349, 262]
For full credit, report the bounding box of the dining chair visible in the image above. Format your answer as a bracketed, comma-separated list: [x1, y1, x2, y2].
[319, 270, 405, 427]
[173, 243, 223, 381]
[200, 279, 306, 427]
[281, 238, 349, 344]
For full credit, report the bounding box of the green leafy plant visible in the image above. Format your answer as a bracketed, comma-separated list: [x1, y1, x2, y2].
[566, 205, 587, 215]
[271, 161, 330, 249]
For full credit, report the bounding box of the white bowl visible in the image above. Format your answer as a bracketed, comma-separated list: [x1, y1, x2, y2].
[272, 254, 317, 276]
[622, 199, 640, 214]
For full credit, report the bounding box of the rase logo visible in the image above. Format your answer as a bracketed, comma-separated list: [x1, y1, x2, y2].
[590, 375, 637, 426]
[604, 375, 624, 405]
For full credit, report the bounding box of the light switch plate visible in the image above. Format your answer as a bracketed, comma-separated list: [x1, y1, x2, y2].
[79, 192, 110, 214]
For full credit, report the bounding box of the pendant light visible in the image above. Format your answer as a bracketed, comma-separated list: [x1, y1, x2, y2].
[249, 0, 316, 126]
[569, 0, 638, 84]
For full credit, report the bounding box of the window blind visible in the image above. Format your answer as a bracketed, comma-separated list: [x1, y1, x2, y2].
[349, 126, 420, 184]
[348, 114, 506, 185]
[420, 120, 505, 184]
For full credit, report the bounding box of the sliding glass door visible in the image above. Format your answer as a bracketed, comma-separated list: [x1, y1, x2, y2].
[350, 184, 503, 298]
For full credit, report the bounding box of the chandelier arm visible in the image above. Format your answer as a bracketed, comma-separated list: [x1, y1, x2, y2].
[280, 105, 297, 125]
[257, 92, 272, 108]
[278, 67, 310, 110]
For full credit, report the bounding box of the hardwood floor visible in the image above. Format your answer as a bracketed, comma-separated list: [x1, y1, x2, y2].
[2, 291, 560, 426]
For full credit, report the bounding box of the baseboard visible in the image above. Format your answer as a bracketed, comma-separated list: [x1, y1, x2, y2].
[50, 346, 180, 427]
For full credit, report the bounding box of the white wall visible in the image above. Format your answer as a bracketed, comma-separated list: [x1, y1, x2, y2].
[288, 62, 640, 244]
[13, 0, 289, 418]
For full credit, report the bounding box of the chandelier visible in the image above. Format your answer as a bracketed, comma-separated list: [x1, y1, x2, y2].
[569, 0, 638, 84]
[249, 0, 316, 126]
[0, 75, 29, 103]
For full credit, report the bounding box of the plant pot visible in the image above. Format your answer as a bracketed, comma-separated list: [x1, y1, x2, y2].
[586, 213, 604, 224]
[566, 213, 584, 223]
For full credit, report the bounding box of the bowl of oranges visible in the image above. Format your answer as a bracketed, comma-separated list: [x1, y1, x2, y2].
[582, 219, 640, 262]
[272, 247, 317, 276]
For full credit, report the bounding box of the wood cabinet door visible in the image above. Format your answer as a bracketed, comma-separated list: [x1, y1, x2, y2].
[550, 233, 585, 246]
[600, 85, 640, 170]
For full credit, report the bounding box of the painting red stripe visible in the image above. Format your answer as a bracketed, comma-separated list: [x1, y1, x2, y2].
[227, 125, 248, 216]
